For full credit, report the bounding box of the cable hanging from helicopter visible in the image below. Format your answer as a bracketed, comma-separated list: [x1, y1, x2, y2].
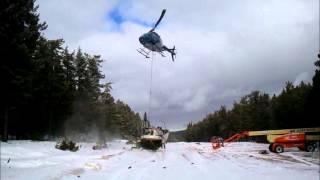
[138, 9, 174, 129]
[137, 9, 176, 62]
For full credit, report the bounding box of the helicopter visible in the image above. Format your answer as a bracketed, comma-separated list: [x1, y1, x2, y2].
[137, 9, 176, 62]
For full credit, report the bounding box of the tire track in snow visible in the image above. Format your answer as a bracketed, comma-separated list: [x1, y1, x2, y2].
[108, 149, 165, 180]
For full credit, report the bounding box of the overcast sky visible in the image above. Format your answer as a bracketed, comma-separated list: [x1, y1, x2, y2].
[37, 0, 319, 130]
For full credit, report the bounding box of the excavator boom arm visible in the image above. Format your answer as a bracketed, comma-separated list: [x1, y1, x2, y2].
[224, 131, 249, 142]
[248, 127, 320, 136]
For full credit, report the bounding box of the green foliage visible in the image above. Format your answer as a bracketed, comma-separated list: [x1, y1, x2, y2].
[60, 49, 143, 140]
[142, 112, 151, 128]
[1, 0, 47, 141]
[272, 82, 312, 128]
[186, 82, 315, 142]
[304, 53, 320, 127]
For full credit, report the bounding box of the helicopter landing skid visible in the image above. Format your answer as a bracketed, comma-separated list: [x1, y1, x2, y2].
[137, 48, 150, 59]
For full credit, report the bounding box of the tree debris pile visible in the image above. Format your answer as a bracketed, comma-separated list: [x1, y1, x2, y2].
[92, 142, 107, 150]
[55, 139, 79, 152]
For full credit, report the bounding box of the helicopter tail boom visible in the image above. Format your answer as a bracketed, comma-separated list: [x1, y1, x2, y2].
[163, 45, 176, 62]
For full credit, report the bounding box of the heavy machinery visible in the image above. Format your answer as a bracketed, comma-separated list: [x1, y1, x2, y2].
[139, 127, 170, 150]
[212, 127, 320, 153]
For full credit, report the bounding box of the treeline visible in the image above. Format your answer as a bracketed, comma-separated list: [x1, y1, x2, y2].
[186, 55, 320, 142]
[1, 0, 146, 141]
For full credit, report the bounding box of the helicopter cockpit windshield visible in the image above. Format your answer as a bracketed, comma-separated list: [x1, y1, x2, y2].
[139, 32, 161, 45]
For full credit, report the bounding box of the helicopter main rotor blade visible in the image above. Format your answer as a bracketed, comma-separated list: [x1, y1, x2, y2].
[149, 9, 166, 32]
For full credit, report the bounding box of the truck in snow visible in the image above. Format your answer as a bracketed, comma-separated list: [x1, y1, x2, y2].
[140, 127, 170, 150]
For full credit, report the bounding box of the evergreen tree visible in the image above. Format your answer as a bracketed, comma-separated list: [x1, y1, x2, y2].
[1, 0, 46, 141]
[272, 82, 311, 128]
[32, 38, 67, 137]
[74, 48, 88, 99]
[143, 112, 150, 128]
[185, 84, 313, 142]
[305, 53, 320, 126]
[87, 55, 105, 101]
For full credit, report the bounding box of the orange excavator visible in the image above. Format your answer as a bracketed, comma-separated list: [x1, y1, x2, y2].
[211, 127, 320, 153]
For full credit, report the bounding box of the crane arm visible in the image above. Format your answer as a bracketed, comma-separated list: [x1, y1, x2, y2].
[223, 127, 320, 143]
[224, 131, 249, 142]
[248, 127, 320, 136]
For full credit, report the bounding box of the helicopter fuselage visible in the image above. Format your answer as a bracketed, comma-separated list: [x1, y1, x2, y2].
[139, 32, 164, 52]
[137, 9, 176, 61]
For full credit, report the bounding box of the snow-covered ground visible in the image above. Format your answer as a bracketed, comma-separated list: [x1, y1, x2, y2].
[1, 140, 319, 180]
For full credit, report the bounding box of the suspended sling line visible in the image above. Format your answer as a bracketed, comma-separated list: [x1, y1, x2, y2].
[147, 53, 167, 130]
[148, 52, 154, 121]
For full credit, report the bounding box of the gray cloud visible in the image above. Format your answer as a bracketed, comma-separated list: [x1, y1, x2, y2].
[37, 0, 319, 130]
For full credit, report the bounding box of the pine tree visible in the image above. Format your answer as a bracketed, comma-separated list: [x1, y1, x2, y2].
[75, 48, 88, 99]
[1, 0, 47, 141]
[32, 38, 67, 137]
[143, 112, 150, 128]
[305, 53, 320, 126]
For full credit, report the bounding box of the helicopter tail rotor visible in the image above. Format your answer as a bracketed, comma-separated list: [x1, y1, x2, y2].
[162, 45, 176, 62]
[171, 46, 176, 62]
[149, 9, 166, 32]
